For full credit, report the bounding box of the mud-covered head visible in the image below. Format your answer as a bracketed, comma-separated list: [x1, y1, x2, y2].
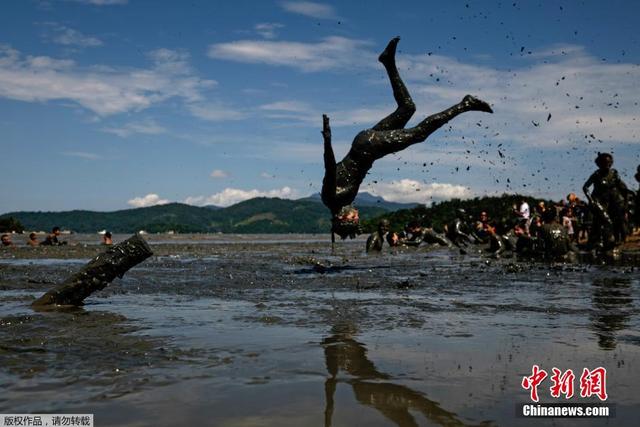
[332, 205, 361, 239]
[542, 208, 558, 224]
[406, 219, 422, 234]
[1, 234, 12, 246]
[378, 219, 390, 233]
[595, 152, 613, 171]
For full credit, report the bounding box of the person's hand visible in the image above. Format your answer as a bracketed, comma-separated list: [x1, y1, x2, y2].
[322, 114, 331, 140]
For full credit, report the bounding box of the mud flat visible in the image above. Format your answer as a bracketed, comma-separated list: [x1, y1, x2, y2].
[1, 234, 639, 426]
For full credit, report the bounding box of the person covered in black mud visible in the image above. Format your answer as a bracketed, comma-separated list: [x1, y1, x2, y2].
[40, 226, 67, 246]
[366, 219, 390, 253]
[321, 37, 493, 239]
[445, 208, 477, 252]
[583, 153, 630, 250]
[538, 208, 578, 262]
[398, 220, 452, 248]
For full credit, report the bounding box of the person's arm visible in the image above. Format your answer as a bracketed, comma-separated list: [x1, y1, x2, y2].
[404, 232, 423, 246]
[583, 174, 594, 201]
[321, 114, 337, 209]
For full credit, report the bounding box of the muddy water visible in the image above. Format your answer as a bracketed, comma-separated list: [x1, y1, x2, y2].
[1, 234, 639, 426]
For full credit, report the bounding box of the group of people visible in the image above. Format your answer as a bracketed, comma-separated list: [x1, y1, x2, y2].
[2, 226, 69, 247]
[317, 36, 639, 264]
[366, 153, 639, 262]
[1, 227, 113, 248]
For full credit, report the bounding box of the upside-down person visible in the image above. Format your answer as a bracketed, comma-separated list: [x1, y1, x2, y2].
[321, 37, 493, 239]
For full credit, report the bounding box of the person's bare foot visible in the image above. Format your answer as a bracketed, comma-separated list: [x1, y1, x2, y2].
[378, 36, 401, 66]
[462, 95, 493, 113]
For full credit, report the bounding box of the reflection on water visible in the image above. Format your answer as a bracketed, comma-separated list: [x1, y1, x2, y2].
[323, 322, 476, 427]
[1, 235, 640, 425]
[590, 277, 634, 350]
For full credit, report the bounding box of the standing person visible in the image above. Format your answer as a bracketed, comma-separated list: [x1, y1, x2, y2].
[561, 208, 575, 242]
[583, 153, 629, 249]
[514, 200, 531, 234]
[322, 37, 493, 239]
[27, 232, 39, 246]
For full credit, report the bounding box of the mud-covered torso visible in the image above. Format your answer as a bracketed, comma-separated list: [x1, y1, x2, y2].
[541, 223, 570, 256]
[366, 232, 385, 252]
[333, 131, 376, 207]
[589, 169, 625, 206]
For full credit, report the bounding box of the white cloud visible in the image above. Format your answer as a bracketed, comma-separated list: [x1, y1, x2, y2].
[258, 99, 393, 128]
[281, 1, 336, 19]
[43, 23, 103, 47]
[102, 120, 166, 137]
[62, 151, 100, 160]
[209, 36, 638, 147]
[207, 36, 372, 72]
[395, 45, 640, 145]
[0, 45, 216, 116]
[366, 179, 471, 204]
[260, 172, 275, 179]
[210, 169, 229, 178]
[255, 23, 284, 39]
[184, 187, 298, 207]
[188, 103, 247, 122]
[127, 193, 170, 208]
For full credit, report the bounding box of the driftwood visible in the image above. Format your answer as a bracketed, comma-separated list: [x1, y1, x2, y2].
[32, 234, 153, 307]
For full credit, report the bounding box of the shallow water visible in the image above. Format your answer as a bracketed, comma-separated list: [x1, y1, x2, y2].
[1, 234, 639, 426]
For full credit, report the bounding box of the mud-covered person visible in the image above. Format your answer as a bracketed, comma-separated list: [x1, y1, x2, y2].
[321, 37, 492, 239]
[404, 220, 452, 248]
[445, 209, 477, 249]
[27, 232, 39, 246]
[540, 209, 577, 262]
[102, 231, 113, 245]
[583, 152, 629, 249]
[366, 220, 390, 252]
[1, 233, 14, 247]
[40, 226, 67, 246]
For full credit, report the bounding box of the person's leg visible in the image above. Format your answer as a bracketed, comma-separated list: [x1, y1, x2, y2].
[365, 95, 492, 159]
[372, 37, 416, 132]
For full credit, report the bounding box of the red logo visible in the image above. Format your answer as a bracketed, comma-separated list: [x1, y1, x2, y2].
[522, 365, 548, 402]
[522, 366, 608, 401]
[579, 367, 608, 401]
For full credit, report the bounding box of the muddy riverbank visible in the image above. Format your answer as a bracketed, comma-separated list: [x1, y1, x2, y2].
[1, 234, 639, 426]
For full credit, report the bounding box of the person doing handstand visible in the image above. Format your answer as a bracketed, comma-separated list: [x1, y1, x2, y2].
[321, 37, 493, 239]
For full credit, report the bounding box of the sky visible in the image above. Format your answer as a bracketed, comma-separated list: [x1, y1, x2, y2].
[1, 0, 639, 212]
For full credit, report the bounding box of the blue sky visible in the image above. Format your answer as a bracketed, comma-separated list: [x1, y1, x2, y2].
[2, 0, 639, 212]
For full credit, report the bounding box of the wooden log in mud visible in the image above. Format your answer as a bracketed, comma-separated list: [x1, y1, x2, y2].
[32, 234, 153, 307]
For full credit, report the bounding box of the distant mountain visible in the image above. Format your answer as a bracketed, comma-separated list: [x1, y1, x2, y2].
[300, 192, 419, 211]
[1, 198, 390, 234]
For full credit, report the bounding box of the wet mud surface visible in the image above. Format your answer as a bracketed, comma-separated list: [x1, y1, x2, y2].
[1, 234, 639, 426]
